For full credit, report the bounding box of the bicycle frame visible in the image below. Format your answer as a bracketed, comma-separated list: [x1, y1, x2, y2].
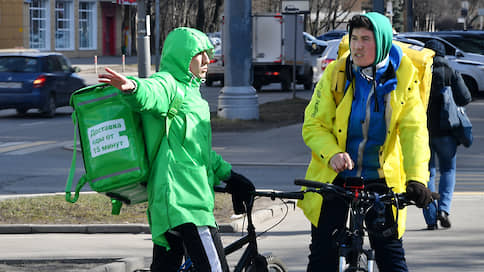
[337, 183, 377, 272]
[224, 196, 266, 272]
[295, 178, 417, 272]
[179, 188, 302, 272]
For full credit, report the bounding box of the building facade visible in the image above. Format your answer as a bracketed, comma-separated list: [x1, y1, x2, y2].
[0, 0, 135, 58]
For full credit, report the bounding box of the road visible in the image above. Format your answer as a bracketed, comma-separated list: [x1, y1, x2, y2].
[1, 84, 483, 194]
[1, 82, 484, 271]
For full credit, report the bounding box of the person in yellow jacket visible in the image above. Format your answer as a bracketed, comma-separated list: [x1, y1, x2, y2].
[298, 13, 433, 272]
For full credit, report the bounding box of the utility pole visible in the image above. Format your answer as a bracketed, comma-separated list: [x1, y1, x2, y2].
[155, 0, 160, 72]
[406, 0, 413, 32]
[373, 0, 385, 14]
[137, 0, 151, 78]
[218, 0, 259, 120]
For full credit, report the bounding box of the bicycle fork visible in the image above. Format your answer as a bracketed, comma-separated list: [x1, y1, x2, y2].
[338, 247, 375, 272]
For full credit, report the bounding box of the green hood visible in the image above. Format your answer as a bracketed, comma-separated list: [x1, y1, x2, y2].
[362, 12, 393, 66]
[159, 27, 214, 83]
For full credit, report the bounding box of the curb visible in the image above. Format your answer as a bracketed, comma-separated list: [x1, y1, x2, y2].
[0, 224, 150, 234]
[88, 257, 146, 272]
[219, 201, 297, 233]
[0, 202, 297, 234]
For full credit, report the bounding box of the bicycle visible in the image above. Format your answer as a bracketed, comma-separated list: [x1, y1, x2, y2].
[294, 178, 438, 272]
[178, 186, 304, 272]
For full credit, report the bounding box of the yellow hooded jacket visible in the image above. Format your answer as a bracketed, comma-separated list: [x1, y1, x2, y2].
[297, 53, 430, 238]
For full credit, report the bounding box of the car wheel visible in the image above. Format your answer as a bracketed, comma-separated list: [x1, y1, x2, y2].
[281, 69, 292, 92]
[16, 108, 28, 116]
[205, 78, 213, 87]
[42, 95, 56, 118]
[253, 80, 263, 92]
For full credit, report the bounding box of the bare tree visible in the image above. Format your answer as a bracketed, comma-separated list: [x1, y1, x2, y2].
[308, 0, 358, 36]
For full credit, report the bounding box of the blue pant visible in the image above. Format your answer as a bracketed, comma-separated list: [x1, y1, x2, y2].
[307, 193, 408, 272]
[423, 136, 457, 225]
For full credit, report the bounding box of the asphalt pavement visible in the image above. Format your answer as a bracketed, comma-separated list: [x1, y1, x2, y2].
[1, 57, 484, 271]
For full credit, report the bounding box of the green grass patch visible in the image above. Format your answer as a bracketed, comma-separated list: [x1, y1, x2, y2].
[0, 193, 234, 225]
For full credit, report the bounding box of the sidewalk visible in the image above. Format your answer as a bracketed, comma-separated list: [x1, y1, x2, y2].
[1, 193, 484, 271]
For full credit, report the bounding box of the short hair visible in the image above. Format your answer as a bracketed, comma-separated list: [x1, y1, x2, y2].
[347, 15, 373, 32]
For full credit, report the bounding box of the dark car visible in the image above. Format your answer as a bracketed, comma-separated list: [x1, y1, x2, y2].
[317, 30, 348, 41]
[431, 31, 484, 55]
[0, 50, 85, 117]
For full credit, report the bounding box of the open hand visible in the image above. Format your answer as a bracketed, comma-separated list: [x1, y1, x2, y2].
[98, 67, 135, 92]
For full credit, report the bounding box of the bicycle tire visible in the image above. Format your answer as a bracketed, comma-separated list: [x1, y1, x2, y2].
[342, 253, 378, 272]
[244, 255, 287, 272]
[266, 255, 288, 272]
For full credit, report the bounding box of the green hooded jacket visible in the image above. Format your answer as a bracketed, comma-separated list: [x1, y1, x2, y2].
[122, 27, 232, 248]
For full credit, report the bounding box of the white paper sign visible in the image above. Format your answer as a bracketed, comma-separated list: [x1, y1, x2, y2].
[87, 118, 130, 158]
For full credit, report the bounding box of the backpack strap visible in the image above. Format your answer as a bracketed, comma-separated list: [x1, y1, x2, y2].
[165, 86, 185, 139]
[65, 112, 88, 203]
[331, 54, 350, 106]
[149, 82, 185, 163]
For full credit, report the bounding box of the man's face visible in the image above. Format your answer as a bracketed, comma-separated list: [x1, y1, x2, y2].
[189, 51, 210, 79]
[350, 27, 376, 67]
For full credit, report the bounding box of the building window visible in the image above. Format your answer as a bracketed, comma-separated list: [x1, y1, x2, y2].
[79, 1, 97, 49]
[55, 0, 74, 50]
[29, 0, 49, 50]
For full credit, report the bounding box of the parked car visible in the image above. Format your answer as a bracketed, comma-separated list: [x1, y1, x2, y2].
[0, 50, 85, 117]
[410, 30, 484, 55]
[206, 35, 224, 86]
[313, 38, 341, 83]
[317, 30, 348, 41]
[303, 31, 327, 49]
[396, 33, 484, 96]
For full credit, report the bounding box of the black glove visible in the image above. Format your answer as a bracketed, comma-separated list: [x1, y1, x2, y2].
[224, 171, 255, 214]
[406, 181, 432, 208]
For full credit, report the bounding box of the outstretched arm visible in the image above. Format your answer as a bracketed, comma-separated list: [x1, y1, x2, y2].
[98, 67, 136, 92]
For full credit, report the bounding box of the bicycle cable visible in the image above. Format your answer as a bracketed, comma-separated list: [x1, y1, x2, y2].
[254, 197, 291, 238]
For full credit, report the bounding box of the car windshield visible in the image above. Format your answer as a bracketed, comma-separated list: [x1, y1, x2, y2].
[0, 56, 40, 73]
[439, 35, 484, 55]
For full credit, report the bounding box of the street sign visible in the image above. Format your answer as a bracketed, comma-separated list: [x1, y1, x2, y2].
[282, 0, 309, 13]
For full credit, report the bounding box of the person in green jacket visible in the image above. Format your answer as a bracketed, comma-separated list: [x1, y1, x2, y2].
[99, 27, 254, 272]
[298, 13, 433, 271]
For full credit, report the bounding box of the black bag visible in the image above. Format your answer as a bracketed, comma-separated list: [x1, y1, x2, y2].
[439, 83, 473, 148]
[453, 107, 473, 148]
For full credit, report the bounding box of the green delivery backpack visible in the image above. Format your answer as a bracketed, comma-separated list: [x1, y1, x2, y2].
[65, 83, 183, 214]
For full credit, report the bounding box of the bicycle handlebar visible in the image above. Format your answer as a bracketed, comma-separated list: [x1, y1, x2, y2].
[214, 186, 304, 200]
[294, 178, 416, 208]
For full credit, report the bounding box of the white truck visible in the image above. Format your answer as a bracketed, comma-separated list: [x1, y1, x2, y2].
[252, 13, 314, 91]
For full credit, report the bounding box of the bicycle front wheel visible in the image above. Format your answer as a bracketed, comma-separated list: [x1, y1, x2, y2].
[266, 255, 288, 272]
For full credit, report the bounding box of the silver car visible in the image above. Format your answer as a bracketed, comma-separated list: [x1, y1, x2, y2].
[206, 36, 224, 86]
[313, 39, 341, 84]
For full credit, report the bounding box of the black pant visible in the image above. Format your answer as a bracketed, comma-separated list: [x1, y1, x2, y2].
[307, 186, 408, 272]
[150, 223, 229, 272]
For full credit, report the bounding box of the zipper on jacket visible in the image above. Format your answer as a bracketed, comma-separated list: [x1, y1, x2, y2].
[356, 84, 374, 177]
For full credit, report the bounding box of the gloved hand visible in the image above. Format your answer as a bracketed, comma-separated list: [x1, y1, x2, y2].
[223, 171, 255, 214]
[406, 180, 433, 208]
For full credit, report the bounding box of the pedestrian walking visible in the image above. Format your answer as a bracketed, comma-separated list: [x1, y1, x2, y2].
[423, 39, 472, 230]
[297, 13, 433, 272]
[98, 27, 254, 272]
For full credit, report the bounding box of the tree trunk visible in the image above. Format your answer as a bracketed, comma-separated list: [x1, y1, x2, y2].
[196, 0, 205, 31]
